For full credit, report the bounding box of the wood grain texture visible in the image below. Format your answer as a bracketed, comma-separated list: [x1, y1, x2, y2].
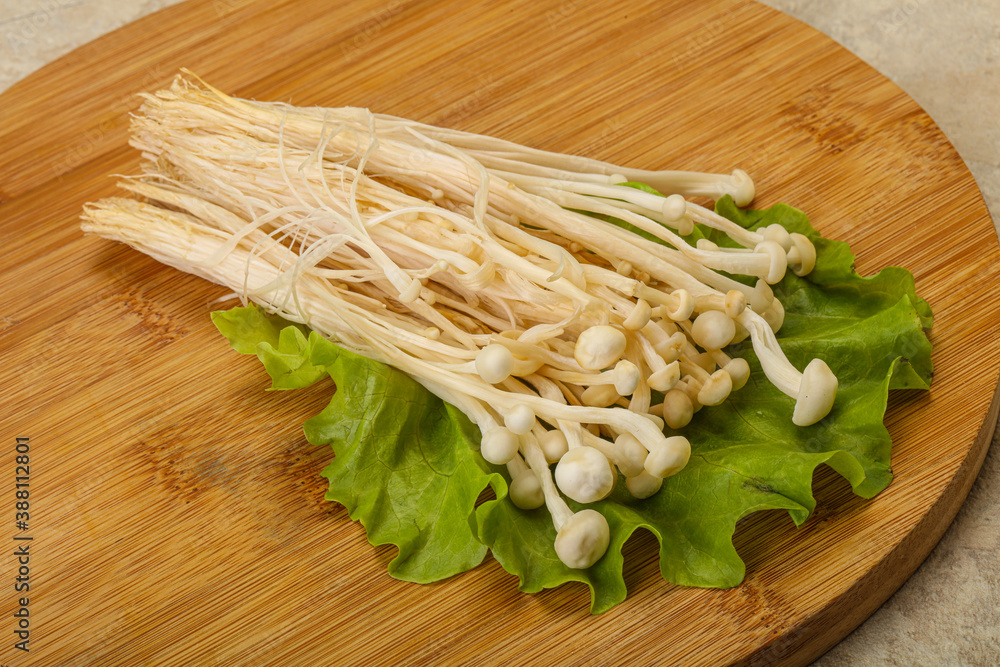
[0, 0, 997, 665]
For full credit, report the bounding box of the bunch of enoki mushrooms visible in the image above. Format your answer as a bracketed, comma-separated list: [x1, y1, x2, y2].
[82, 74, 838, 570]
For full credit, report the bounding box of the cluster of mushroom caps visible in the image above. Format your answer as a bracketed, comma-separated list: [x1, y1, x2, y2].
[471, 227, 832, 570]
[79, 75, 839, 572]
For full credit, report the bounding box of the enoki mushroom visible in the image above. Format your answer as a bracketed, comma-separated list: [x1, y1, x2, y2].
[81, 73, 837, 570]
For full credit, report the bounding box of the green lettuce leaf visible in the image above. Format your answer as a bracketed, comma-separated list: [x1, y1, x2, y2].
[212, 307, 504, 583]
[211, 196, 931, 613]
[475, 197, 931, 611]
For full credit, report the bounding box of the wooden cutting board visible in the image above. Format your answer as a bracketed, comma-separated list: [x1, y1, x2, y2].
[1, 0, 997, 665]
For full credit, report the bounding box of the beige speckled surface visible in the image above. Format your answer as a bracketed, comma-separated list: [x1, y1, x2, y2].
[1, 0, 997, 663]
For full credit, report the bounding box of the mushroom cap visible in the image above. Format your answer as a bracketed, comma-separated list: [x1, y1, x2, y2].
[662, 193, 688, 222]
[762, 222, 793, 251]
[554, 509, 611, 569]
[504, 404, 536, 435]
[792, 358, 838, 426]
[581, 383, 620, 408]
[398, 278, 422, 303]
[475, 343, 514, 384]
[724, 357, 751, 390]
[538, 429, 570, 464]
[691, 310, 737, 350]
[626, 471, 664, 499]
[724, 289, 747, 318]
[690, 351, 717, 373]
[653, 331, 687, 363]
[555, 446, 616, 503]
[644, 435, 691, 478]
[749, 279, 775, 313]
[642, 411, 665, 430]
[761, 297, 785, 333]
[731, 169, 756, 207]
[612, 360, 641, 395]
[697, 368, 733, 406]
[481, 427, 520, 465]
[754, 240, 789, 284]
[614, 433, 649, 478]
[731, 321, 751, 344]
[676, 377, 704, 414]
[789, 232, 817, 276]
[623, 299, 653, 331]
[661, 388, 694, 429]
[647, 360, 680, 392]
[574, 325, 627, 370]
[663, 289, 694, 321]
[509, 471, 545, 510]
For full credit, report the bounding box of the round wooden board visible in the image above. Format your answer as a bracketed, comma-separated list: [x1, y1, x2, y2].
[1, 0, 997, 665]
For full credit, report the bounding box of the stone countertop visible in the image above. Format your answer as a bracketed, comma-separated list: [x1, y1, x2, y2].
[1, 0, 997, 663]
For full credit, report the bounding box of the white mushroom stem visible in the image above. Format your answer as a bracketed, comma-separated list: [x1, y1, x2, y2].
[680, 200, 764, 250]
[642, 410, 666, 430]
[507, 176, 763, 262]
[695, 243, 786, 284]
[635, 168, 754, 206]
[736, 311, 804, 397]
[616, 341, 647, 409]
[554, 420, 586, 454]
[523, 376, 582, 459]
[738, 309, 838, 425]
[524, 186, 782, 282]
[415, 379, 522, 468]
[520, 433, 572, 529]
[486, 335, 585, 373]
[542, 360, 641, 396]
[388, 118, 757, 205]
